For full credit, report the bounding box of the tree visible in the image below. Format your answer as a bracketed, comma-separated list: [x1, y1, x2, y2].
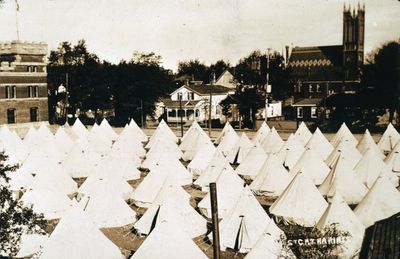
[0, 153, 46, 257]
[177, 59, 211, 83]
[368, 39, 400, 124]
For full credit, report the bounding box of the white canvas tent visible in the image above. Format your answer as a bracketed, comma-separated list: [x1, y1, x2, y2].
[214, 121, 234, 145]
[252, 121, 270, 144]
[250, 154, 292, 198]
[226, 133, 253, 164]
[181, 132, 213, 162]
[71, 118, 89, 139]
[129, 118, 148, 142]
[377, 123, 400, 154]
[79, 190, 137, 228]
[354, 176, 400, 227]
[319, 155, 368, 205]
[244, 220, 287, 259]
[216, 123, 239, 156]
[316, 193, 365, 258]
[99, 118, 118, 141]
[260, 127, 284, 154]
[235, 143, 268, 179]
[289, 148, 330, 185]
[134, 183, 207, 238]
[187, 142, 216, 175]
[215, 186, 271, 253]
[130, 218, 208, 259]
[305, 127, 333, 160]
[145, 120, 177, 149]
[293, 121, 312, 146]
[353, 148, 398, 188]
[198, 168, 245, 219]
[356, 129, 384, 159]
[330, 123, 358, 147]
[325, 140, 362, 169]
[39, 205, 124, 259]
[269, 172, 328, 227]
[276, 134, 305, 170]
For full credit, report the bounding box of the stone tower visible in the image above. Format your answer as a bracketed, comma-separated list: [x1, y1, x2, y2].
[342, 3, 365, 81]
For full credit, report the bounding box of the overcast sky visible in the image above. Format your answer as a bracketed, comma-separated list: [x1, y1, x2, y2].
[0, 0, 399, 70]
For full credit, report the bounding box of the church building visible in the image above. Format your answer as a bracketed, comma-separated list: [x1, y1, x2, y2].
[288, 4, 365, 120]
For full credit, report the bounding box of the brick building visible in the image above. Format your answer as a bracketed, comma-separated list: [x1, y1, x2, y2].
[0, 41, 48, 124]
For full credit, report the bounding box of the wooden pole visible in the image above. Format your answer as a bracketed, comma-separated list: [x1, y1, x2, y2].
[210, 182, 221, 259]
[179, 94, 183, 137]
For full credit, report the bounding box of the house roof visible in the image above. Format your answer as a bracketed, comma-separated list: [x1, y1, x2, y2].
[292, 98, 322, 107]
[160, 98, 202, 108]
[186, 84, 233, 95]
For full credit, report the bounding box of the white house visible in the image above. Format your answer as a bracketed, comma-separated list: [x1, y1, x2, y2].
[156, 80, 235, 123]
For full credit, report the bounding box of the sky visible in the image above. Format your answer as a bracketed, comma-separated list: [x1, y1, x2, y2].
[0, 0, 399, 71]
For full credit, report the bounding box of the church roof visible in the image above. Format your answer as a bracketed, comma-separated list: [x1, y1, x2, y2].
[288, 45, 346, 82]
[289, 45, 343, 67]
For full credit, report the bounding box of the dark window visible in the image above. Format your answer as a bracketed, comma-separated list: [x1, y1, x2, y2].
[7, 109, 16, 123]
[7, 86, 17, 98]
[30, 107, 38, 122]
[5, 86, 10, 98]
[28, 86, 39, 98]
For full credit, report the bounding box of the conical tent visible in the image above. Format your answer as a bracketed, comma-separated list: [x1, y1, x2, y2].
[78, 167, 134, 201]
[289, 148, 330, 185]
[269, 172, 328, 227]
[216, 123, 239, 156]
[130, 219, 208, 259]
[384, 143, 400, 178]
[198, 168, 245, 219]
[87, 123, 113, 156]
[215, 121, 234, 145]
[20, 188, 73, 220]
[71, 118, 89, 139]
[39, 206, 124, 259]
[112, 125, 146, 159]
[250, 154, 292, 198]
[260, 127, 284, 154]
[54, 126, 74, 157]
[187, 142, 216, 175]
[235, 143, 268, 179]
[354, 176, 400, 227]
[276, 134, 305, 170]
[62, 138, 102, 178]
[79, 189, 137, 228]
[30, 162, 78, 195]
[214, 186, 271, 253]
[145, 120, 177, 149]
[181, 132, 213, 162]
[134, 183, 207, 238]
[15, 233, 48, 258]
[180, 120, 207, 151]
[226, 133, 253, 164]
[0, 126, 28, 165]
[142, 139, 182, 169]
[194, 150, 233, 190]
[305, 127, 333, 160]
[132, 168, 190, 208]
[294, 121, 312, 146]
[330, 123, 358, 147]
[129, 118, 148, 142]
[244, 219, 287, 259]
[353, 148, 398, 188]
[316, 193, 365, 258]
[252, 121, 270, 144]
[377, 123, 400, 154]
[319, 155, 368, 205]
[325, 140, 362, 169]
[100, 155, 141, 181]
[356, 129, 384, 158]
[99, 118, 118, 141]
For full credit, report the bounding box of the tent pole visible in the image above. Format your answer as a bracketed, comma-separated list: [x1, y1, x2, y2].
[210, 182, 221, 259]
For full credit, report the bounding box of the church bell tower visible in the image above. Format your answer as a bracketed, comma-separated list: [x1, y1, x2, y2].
[342, 3, 365, 81]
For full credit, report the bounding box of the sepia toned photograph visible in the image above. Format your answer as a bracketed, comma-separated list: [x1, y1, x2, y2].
[0, 0, 399, 258]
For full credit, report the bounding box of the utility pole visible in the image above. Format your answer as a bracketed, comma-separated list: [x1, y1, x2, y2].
[209, 72, 215, 137]
[179, 93, 183, 137]
[265, 48, 271, 123]
[65, 73, 69, 122]
[210, 183, 221, 259]
[140, 99, 144, 129]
